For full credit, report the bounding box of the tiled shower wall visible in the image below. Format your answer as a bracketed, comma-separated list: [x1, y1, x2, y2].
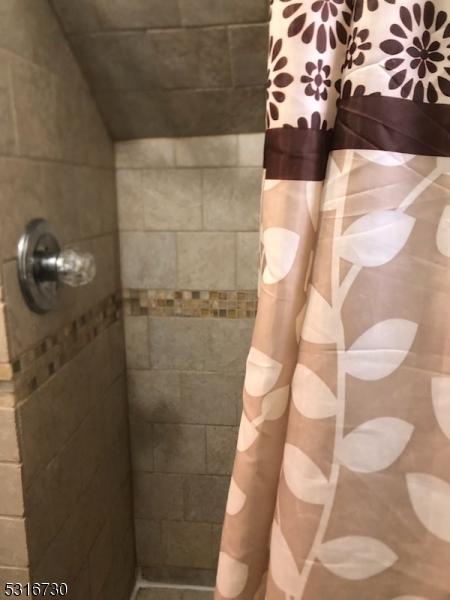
[0, 2, 134, 598]
[50, 0, 268, 139]
[116, 134, 263, 584]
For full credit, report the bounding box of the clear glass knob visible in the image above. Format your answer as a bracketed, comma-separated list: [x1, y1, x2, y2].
[56, 249, 96, 287]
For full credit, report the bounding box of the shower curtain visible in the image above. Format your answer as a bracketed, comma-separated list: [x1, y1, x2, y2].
[215, 0, 450, 598]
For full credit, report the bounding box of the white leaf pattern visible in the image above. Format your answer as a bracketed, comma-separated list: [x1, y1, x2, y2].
[244, 347, 282, 397]
[237, 411, 259, 452]
[317, 536, 398, 580]
[432, 377, 450, 439]
[283, 443, 330, 505]
[264, 179, 281, 192]
[270, 520, 301, 595]
[226, 478, 246, 516]
[437, 205, 450, 256]
[292, 364, 337, 419]
[339, 210, 415, 267]
[358, 149, 414, 166]
[261, 386, 290, 421]
[337, 417, 414, 473]
[302, 286, 337, 344]
[345, 319, 418, 381]
[216, 552, 249, 598]
[407, 473, 450, 542]
[263, 227, 300, 284]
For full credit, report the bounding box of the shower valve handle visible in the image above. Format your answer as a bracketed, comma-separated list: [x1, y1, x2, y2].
[18, 219, 97, 313]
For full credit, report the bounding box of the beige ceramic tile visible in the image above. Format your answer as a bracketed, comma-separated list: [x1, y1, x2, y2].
[153, 424, 205, 474]
[206, 426, 239, 475]
[238, 133, 265, 167]
[0, 407, 20, 462]
[116, 138, 176, 169]
[116, 169, 143, 231]
[0, 516, 28, 567]
[177, 233, 235, 289]
[202, 168, 261, 231]
[0, 463, 24, 516]
[175, 135, 237, 167]
[142, 169, 202, 231]
[134, 472, 184, 520]
[162, 521, 214, 569]
[120, 232, 177, 289]
[124, 316, 150, 369]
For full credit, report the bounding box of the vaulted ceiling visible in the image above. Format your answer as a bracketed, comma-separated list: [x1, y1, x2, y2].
[50, 0, 269, 140]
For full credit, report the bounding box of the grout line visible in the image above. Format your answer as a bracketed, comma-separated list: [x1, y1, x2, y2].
[69, 22, 269, 38]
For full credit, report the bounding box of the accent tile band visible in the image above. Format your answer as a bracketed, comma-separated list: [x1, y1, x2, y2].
[123, 289, 258, 318]
[1, 293, 122, 400]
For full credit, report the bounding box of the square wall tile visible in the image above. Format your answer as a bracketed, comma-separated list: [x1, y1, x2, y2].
[69, 32, 160, 92]
[120, 232, 176, 288]
[229, 24, 269, 86]
[179, 0, 268, 26]
[162, 521, 214, 569]
[0, 464, 24, 516]
[180, 372, 243, 425]
[206, 426, 238, 475]
[238, 133, 264, 167]
[148, 28, 231, 90]
[116, 169, 143, 231]
[153, 424, 205, 474]
[0, 52, 16, 155]
[203, 168, 261, 231]
[135, 519, 161, 567]
[175, 135, 237, 167]
[130, 417, 154, 472]
[0, 517, 28, 567]
[177, 233, 235, 289]
[149, 318, 253, 372]
[96, 0, 181, 30]
[116, 138, 175, 169]
[134, 473, 184, 520]
[142, 169, 202, 230]
[0, 408, 20, 462]
[128, 369, 183, 423]
[0, 567, 29, 591]
[237, 232, 260, 290]
[124, 316, 150, 369]
[10, 57, 58, 161]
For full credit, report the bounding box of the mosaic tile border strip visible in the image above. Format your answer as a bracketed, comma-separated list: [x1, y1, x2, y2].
[1, 292, 122, 401]
[123, 289, 258, 318]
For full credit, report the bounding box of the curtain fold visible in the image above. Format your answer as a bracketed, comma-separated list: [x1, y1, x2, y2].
[216, 0, 450, 598]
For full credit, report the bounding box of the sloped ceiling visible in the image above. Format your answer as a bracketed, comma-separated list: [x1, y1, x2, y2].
[50, 0, 269, 140]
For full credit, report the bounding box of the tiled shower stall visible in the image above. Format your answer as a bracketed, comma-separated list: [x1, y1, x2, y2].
[0, 1, 268, 599]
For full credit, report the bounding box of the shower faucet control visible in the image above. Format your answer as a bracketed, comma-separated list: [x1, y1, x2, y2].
[17, 219, 96, 313]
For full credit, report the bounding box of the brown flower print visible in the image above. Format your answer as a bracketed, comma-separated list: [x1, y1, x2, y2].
[266, 36, 294, 125]
[342, 27, 372, 70]
[301, 59, 332, 100]
[335, 77, 381, 103]
[282, 0, 348, 53]
[380, 1, 450, 102]
[352, 0, 396, 22]
[283, 110, 330, 130]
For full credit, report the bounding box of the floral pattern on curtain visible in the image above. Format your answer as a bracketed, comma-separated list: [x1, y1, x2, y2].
[215, 0, 450, 598]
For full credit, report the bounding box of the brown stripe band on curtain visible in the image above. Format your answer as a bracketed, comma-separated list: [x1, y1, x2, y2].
[264, 96, 450, 181]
